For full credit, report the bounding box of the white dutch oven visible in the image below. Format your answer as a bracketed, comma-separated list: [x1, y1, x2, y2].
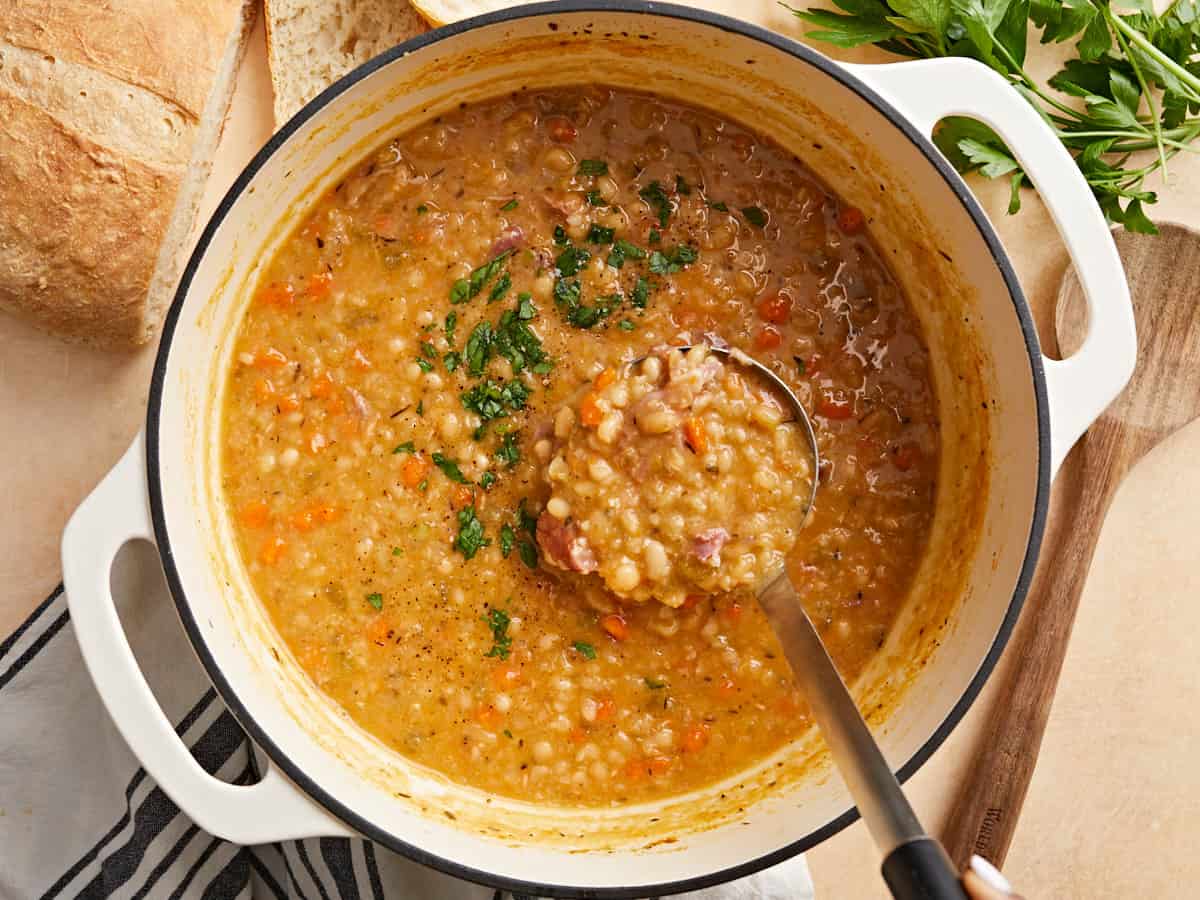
[62, 3, 1136, 897]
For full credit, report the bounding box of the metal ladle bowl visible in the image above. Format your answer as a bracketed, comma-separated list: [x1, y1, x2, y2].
[632, 344, 966, 900]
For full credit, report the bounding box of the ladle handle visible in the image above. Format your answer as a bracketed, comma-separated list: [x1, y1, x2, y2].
[758, 575, 967, 899]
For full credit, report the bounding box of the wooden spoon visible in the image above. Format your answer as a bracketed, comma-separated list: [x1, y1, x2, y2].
[941, 222, 1200, 868]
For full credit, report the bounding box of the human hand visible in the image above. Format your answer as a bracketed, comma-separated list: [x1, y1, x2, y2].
[962, 854, 1022, 899]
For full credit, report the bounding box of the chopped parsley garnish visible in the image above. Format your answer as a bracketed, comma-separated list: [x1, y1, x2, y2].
[417, 479, 428, 492]
[416, 203, 429, 214]
[585, 189, 606, 207]
[465, 321, 494, 376]
[567, 294, 619, 329]
[517, 540, 538, 569]
[444, 311, 457, 345]
[573, 641, 598, 660]
[421, 340, 438, 359]
[675, 174, 692, 195]
[512, 500, 539, 569]
[431, 452, 469, 483]
[644, 677, 667, 690]
[392, 546, 403, 556]
[482, 606, 512, 658]
[555, 245, 591, 277]
[606, 239, 646, 269]
[443, 351, 461, 372]
[416, 357, 433, 373]
[619, 319, 637, 332]
[480, 471, 497, 490]
[517, 499, 539, 536]
[503, 728, 513, 739]
[586, 224, 615, 245]
[794, 356, 806, 375]
[450, 250, 513, 304]
[577, 159, 609, 176]
[648, 228, 661, 244]
[553, 224, 569, 245]
[499, 523, 515, 558]
[488, 271, 512, 302]
[416, 399, 424, 416]
[516, 292, 535, 320]
[461, 378, 530, 421]
[631, 276, 651, 308]
[741, 205, 768, 227]
[553, 277, 581, 309]
[648, 244, 699, 275]
[500, 198, 519, 211]
[495, 305, 549, 374]
[366, 592, 384, 610]
[708, 200, 729, 212]
[456, 507, 490, 560]
[638, 180, 672, 227]
[392, 441, 416, 454]
[495, 431, 521, 468]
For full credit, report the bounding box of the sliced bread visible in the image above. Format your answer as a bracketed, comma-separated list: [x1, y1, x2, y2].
[0, 0, 258, 347]
[264, 0, 429, 126]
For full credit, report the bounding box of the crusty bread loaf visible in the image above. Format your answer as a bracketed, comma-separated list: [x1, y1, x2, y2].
[265, 0, 429, 126]
[0, 1, 257, 347]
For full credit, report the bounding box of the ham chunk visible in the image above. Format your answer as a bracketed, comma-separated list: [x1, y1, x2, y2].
[693, 527, 730, 566]
[536, 512, 598, 574]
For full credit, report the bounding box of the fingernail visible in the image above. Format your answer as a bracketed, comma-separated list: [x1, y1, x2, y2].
[970, 854, 1013, 894]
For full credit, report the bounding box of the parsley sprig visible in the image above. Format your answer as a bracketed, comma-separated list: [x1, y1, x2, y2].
[790, 0, 1200, 232]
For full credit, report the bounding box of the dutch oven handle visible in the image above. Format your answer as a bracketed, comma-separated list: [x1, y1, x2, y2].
[62, 433, 355, 845]
[846, 58, 1137, 479]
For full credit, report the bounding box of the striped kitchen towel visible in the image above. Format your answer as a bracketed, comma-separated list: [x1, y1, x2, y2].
[0, 541, 812, 899]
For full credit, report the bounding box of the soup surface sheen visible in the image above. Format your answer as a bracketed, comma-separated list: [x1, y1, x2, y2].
[221, 86, 939, 806]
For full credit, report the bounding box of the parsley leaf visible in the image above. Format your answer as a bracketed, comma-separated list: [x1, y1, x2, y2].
[555, 245, 591, 276]
[451, 250, 513, 304]
[647, 227, 662, 244]
[619, 319, 637, 331]
[577, 159, 609, 176]
[465, 321, 494, 377]
[416, 203, 429, 214]
[708, 200, 729, 212]
[517, 540, 538, 569]
[480, 471, 497, 490]
[483, 606, 512, 658]
[443, 351, 461, 372]
[500, 198, 519, 211]
[675, 174, 693, 195]
[461, 378, 530, 421]
[416, 357, 433, 373]
[444, 310, 457, 345]
[499, 523, 515, 557]
[392, 441, 416, 454]
[366, 592, 383, 610]
[456, 507, 491, 560]
[585, 189, 607, 206]
[489, 271, 512, 302]
[495, 431, 521, 467]
[586, 224, 615, 244]
[741, 205, 769, 227]
[630, 276, 651, 308]
[638, 180, 672, 227]
[431, 452, 469, 483]
[648, 244, 699, 275]
[573, 641, 598, 660]
[644, 677, 667, 689]
[553, 224, 569, 245]
[606, 239, 646, 269]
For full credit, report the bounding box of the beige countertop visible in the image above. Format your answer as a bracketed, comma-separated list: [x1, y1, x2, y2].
[2, 8, 1197, 898]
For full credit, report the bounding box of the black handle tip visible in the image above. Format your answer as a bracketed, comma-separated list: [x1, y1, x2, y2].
[881, 837, 969, 900]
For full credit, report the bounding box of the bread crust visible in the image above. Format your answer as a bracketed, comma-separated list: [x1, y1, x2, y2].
[2, 1, 243, 120]
[0, 0, 252, 346]
[0, 92, 176, 345]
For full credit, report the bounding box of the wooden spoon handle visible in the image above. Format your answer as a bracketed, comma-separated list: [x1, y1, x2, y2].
[940, 443, 1119, 867]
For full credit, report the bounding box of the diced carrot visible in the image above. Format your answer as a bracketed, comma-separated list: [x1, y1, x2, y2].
[569, 727, 588, 745]
[365, 616, 392, 645]
[646, 755, 673, 776]
[254, 379, 276, 403]
[721, 602, 743, 624]
[594, 367, 617, 391]
[305, 270, 334, 300]
[259, 281, 296, 309]
[600, 614, 629, 642]
[351, 347, 372, 370]
[594, 697, 616, 723]
[475, 704, 503, 731]
[757, 292, 792, 325]
[546, 116, 577, 144]
[401, 455, 431, 488]
[278, 392, 302, 413]
[716, 673, 738, 698]
[238, 501, 270, 529]
[893, 444, 921, 471]
[623, 759, 647, 781]
[451, 484, 476, 511]
[253, 347, 289, 369]
[682, 723, 711, 753]
[490, 663, 521, 691]
[837, 205, 866, 235]
[258, 534, 287, 566]
[754, 326, 782, 351]
[817, 397, 855, 420]
[682, 594, 704, 611]
[288, 504, 339, 531]
[683, 417, 708, 454]
[310, 372, 336, 398]
[579, 392, 604, 428]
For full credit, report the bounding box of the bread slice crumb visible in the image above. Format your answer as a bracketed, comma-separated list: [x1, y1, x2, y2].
[265, 0, 430, 127]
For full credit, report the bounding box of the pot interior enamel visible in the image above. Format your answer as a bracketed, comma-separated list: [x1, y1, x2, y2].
[151, 6, 1044, 894]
